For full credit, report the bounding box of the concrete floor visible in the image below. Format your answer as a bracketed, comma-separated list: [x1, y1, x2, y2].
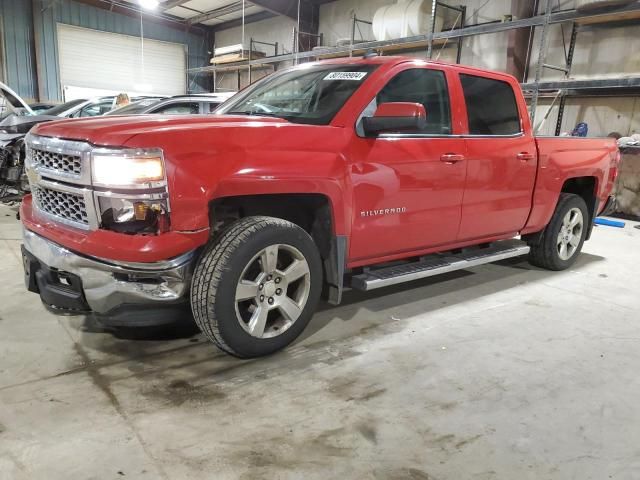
[0, 203, 639, 480]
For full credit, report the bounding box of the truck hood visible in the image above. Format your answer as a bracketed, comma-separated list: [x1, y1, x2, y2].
[31, 114, 288, 146]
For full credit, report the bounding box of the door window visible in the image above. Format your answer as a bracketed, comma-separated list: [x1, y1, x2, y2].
[368, 68, 451, 135]
[206, 101, 221, 113]
[78, 99, 114, 117]
[153, 102, 199, 114]
[460, 74, 521, 135]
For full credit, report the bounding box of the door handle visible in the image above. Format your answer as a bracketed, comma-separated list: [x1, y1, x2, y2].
[440, 153, 465, 164]
[517, 152, 535, 161]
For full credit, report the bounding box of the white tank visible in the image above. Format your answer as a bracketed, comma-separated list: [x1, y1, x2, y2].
[372, 0, 444, 41]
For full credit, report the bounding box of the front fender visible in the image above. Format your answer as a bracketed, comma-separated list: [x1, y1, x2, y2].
[123, 123, 353, 235]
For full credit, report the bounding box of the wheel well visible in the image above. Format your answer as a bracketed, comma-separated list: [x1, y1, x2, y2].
[561, 177, 597, 221]
[561, 176, 598, 240]
[209, 194, 334, 259]
[524, 176, 598, 246]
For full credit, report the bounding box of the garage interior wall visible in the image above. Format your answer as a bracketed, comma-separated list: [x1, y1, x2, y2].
[57, 24, 187, 97]
[0, 0, 209, 102]
[212, 0, 639, 136]
[0, 0, 38, 101]
[213, 15, 297, 91]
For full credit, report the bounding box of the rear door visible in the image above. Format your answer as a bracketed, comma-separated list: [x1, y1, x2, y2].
[349, 66, 468, 261]
[457, 73, 537, 241]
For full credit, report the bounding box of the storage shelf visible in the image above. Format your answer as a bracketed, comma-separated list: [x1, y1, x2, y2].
[315, 38, 454, 59]
[575, 7, 640, 25]
[191, 1, 640, 75]
[522, 76, 640, 93]
[208, 63, 273, 73]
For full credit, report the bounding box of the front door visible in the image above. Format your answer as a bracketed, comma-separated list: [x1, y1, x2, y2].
[349, 67, 467, 262]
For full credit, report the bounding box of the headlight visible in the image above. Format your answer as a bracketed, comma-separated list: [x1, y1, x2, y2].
[91, 147, 170, 234]
[98, 195, 170, 234]
[91, 148, 166, 188]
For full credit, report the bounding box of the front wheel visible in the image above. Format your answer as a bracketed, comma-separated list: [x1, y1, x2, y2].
[528, 193, 589, 271]
[191, 216, 323, 358]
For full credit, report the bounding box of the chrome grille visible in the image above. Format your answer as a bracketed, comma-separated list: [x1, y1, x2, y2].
[31, 148, 82, 176]
[32, 186, 89, 226]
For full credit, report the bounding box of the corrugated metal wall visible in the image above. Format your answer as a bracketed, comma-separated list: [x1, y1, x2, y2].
[0, 0, 38, 101]
[0, 0, 209, 102]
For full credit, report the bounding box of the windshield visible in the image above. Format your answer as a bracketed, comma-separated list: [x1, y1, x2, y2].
[43, 99, 87, 116]
[106, 99, 160, 116]
[0, 106, 30, 121]
[218, 64, 378, 125]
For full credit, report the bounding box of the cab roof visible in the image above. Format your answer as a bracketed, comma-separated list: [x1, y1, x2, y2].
[307, 55, 518, 82]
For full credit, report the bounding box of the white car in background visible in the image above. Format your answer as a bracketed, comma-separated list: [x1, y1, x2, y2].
[44, 95, 167, 118]
[105, 92, 237, 116]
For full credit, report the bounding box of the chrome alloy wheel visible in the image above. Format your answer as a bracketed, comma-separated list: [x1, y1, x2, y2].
[234, 244, 311, 339]
[557, 207, 584, 261]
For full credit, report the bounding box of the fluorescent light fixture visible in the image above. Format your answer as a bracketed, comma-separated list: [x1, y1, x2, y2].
[139, 0, 159, 10]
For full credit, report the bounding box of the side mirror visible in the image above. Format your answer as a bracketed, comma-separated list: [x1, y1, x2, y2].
[362, 102, 427, 137]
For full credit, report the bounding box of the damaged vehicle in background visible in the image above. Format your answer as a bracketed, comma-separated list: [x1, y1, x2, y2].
[0, 87, 169, 201]
[0, 82, 58, 201]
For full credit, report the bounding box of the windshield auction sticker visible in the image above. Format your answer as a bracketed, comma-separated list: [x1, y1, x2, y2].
[323, 72, 368, 81]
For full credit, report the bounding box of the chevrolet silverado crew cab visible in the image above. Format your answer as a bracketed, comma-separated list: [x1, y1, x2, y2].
[21, 56, 619, 358]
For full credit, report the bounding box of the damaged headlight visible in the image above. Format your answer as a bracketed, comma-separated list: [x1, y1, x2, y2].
[91, 148, 170, 234]
[97, 195, 170, 234]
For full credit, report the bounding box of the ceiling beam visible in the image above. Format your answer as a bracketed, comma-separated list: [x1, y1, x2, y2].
[70, 0, 205, 32]
[187, 1, 247, 25]
[160, 0, 192, 11]
[211, 10, 277, 31]
[247, 0, 299, 21]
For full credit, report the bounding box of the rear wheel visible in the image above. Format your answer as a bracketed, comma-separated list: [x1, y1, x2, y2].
[528, 193, 589, 271]
[191, 216, 323, 358]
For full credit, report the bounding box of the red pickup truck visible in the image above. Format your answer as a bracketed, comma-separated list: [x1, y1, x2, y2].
[21, 56, 618, 358]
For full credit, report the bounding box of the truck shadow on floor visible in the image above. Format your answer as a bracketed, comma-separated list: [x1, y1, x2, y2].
[69, 252, 605, 374]
[300, 252, 605, 340]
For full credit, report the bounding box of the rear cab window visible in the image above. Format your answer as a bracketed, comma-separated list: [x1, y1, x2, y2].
[459, 74, 521, 135]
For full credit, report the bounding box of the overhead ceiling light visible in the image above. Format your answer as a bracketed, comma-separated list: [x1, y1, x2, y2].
[139, 0, 159, 10]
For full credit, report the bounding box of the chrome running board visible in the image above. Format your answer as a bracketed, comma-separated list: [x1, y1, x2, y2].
[350, 239, 530, 291]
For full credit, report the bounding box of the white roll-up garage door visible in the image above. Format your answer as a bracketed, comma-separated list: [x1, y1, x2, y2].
[57, 24, 186, 98]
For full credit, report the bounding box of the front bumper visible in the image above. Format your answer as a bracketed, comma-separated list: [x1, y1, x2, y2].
[22, 228, 197, 326]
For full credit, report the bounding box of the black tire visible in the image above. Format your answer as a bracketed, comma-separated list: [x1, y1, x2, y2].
[528, 193, 589, 271]
[190, 216, 323, 358]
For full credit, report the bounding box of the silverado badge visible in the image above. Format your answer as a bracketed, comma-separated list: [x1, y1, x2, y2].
[360, 207, 407, 217]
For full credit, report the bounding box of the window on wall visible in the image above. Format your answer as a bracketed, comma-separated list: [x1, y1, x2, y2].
[460, 74, 521, 135]
[373, 68, 451, 135]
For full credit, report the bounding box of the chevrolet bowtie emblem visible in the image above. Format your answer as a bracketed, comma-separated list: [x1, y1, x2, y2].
[26, 167, 42, 185]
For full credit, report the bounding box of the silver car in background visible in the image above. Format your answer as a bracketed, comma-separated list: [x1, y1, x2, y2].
[105, 92, 236, 116]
